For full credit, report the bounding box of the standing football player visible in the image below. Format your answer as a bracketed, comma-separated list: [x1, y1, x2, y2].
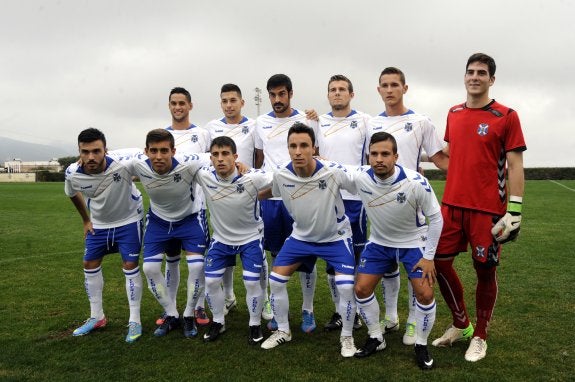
[260, 123, 358, 357]
[65, 128, 144, 343]
[317, 74, 369, 331]
[432, 53, 526, 362]
[254, 74, 319, 333]
[367, 67, 448, 345]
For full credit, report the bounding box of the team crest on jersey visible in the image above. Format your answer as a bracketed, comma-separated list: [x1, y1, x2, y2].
[404, 122, 413, 132]
[396, 192, 406, 203]
[174, 173, 182, 182]
[477, 123, 489, 136]
[242, 126, 249, 134]
[318, 180, 327, 190]
[113, 173, 121, 182]
[191, 134, 198, 143]
[475, 246, 485, 259]
[350, 121, 358, 129]
[236, 184, 245, 193]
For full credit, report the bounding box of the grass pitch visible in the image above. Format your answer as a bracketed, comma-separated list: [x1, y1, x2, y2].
[0, 180, 573, 381]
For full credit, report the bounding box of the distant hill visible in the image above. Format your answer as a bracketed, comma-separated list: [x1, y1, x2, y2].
[0, 137, 76, 162]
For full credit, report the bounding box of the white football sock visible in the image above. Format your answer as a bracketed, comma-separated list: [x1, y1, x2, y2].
[84, 266, 104, 320]
[415, 299, 436, 345]
[243, 270, 264, 326]
[381, 269, 400, 322]
[184, 254, 205, 317]
[165, 253, 180, 305]
[143, 257, 178, 317]
[335, 274, 356, 337]
[123, 266, 142, 324]
[355, 292, 383, 340]
[406, 279, 417, 325]
[223, 266, 235, 300]
[327, 273, 339, 311]
[205, 270, 225, 324]
[300, 265, 317, 313]
[269, 272, 291, 332]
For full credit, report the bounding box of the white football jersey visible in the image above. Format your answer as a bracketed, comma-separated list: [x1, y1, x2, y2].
[255, 109, 318, 200]
[123, 153, 209, 222]
[64, 157, 144, 229]
[367, 110, 444, 171]
[205, 116, 256, 167]
[271, 159, 353, 243]
[350, 165, 441, 252]
[166, 124, 211, 212]
[196, 168, 272, 245]
[317, 110, 370, 200]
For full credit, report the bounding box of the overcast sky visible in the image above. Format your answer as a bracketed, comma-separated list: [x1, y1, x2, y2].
[1, 0, 573, 167]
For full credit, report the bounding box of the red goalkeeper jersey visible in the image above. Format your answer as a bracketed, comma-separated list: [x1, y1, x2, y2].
[442, 100, 526, 215]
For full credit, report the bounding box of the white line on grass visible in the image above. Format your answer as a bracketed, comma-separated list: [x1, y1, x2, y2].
[549, 180, 575, 192]
[0, 250, 79, 264]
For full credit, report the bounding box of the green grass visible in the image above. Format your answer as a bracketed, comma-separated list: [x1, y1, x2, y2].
[0, 181, 573, 381]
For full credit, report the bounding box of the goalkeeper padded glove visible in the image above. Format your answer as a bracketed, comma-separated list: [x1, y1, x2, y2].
[491, 196, 522, 243]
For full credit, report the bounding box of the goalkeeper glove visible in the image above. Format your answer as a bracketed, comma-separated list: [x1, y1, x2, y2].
[491, 196, 522, 243]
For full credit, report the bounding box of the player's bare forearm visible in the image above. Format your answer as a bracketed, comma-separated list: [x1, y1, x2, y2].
[506, 151, 525, 198]
[70, 193, 94, 237]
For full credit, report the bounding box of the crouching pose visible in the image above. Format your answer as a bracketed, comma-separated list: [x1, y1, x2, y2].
[196, 136, 272, 344]
[260, 122, 358, 358]
[352, 132, 443, 370]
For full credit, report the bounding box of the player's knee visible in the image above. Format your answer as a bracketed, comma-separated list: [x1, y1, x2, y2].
[142, 261, 162, 278]
[354, 284, 372, 299]
[122, 260, 139, 271]
[414, 287, 434, 305]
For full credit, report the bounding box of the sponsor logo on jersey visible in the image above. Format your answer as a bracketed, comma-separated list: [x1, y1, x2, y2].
[350, 121, 358, 129]
[207, 185, 217, 189]
[396, 192, 406, 203]
[318, 180, 327, 190]
[372, 126, 383, 131]
[139, 173, 152, 179]
[236, 184, 245, 193]
[404, 122, 413, 132]
[360, 188, 373, 195]
[476, 246, 485, 258]
[242, 126, 249, 134]
[174, 173, 182, 182]
[191, 134, 198, 142]
[321, 123, 331, 127]
[113, 173, 121, 182]
[283, 184, 295, 188]
[81, 185, 93, 190]
[477, 123, 489, 136]
[215, 129, 224, 133]
[262, 125, 272, 129]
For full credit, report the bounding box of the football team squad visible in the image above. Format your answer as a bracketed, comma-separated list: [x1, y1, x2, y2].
[64, 52, 526, 370]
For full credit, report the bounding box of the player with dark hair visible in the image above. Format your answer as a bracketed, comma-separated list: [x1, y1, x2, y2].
[65, 128, 144, 343]
[204, 84, 262, 319]
[432, 53, 526, 362]
[351, 132, 442, 369]
[195, 136, 272, 344]
[367, 66, 448, 345]
[156, 87, 212, 332]
[254, 74, 319, 333]
[260, 123, 358, 358]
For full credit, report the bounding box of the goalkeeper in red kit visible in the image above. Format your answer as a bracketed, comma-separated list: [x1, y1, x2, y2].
[431, 53, 526, 362]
